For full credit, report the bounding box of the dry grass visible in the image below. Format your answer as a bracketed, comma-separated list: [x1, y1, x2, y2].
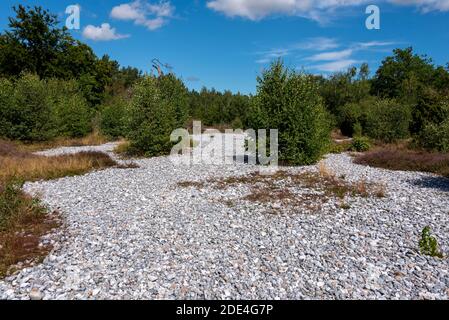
[113, 140, 131, 156]
[178, 163, 386, 214]
[0, 151, 118, 183]
[0, 184, 61, 277]
[17, 131, 108, 153]
[355, 147, 449, 178]
[0, 139, 120, 278]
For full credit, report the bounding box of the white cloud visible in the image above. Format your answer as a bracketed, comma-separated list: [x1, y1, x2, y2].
[82, 23, 130, 41]
[306, 49, 353, 61]
[305, 40, 396, 72]
[206, 0, 449, 21]
[293, 37, 340, 51]
[312, 59, 359, 72]
[255, 37, 340, 64]
[356, 41, 397, 48]
[111, 1, 175, 30]
[390, 0, 449, 12]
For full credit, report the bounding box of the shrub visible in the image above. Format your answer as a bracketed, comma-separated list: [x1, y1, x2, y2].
[410, 87, 449, 134]
[251, 60, 331, 165]
[416, 119, 449, 152]
[126, 77, 177, 156]
[365, 98, 412, 142]
[0, 75, 92, 141]
[338, 102, 365, 137]
[100, 96, 129, 138]
[231, 117, 243, 130]
[419, 226, 443, 258]
[350, 136, 371, 152]
[0, 78, 15, 138]
[6, 74, 56, 141]
[157, 74, 189, 128]
[50, 81, 91, 138]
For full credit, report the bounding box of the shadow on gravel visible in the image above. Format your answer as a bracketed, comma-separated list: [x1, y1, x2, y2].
[412, 176, 449, 192]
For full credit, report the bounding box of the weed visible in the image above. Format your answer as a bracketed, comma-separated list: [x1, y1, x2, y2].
[339, 202, 351, 210]
[419, 226, 444, 258]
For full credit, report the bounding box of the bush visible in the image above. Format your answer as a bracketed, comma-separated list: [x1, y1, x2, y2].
[365, 98, 412, 143]
[419, 226, 443, 258]
[48, 79, 91, 138]
[0, 75, 92, 141]
[231, 117, 243, 130]
[100, 97, 129, 138]
[250, 60, 331, 165]
[126, 77, 177, 156]
[350, 136, 371, 152]
[416, 119, 449, 152]
[6, 74, 56, 141]
[338, 102, 364, 137]
[0, 78, 14, 138]
[157, 74, 189, 128]
[337, 97, 374, 137]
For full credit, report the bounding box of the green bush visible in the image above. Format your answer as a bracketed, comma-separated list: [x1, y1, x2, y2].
[419, 226, 443, 258]
[416, 119, 449, 152]
[8, 74, 56, 141]
[0, 78, 15, 138]
[48, 79, 91, 138]
[365, 98, 412, 143]
[251, 60, 331, 165]
[100, 97, 129, 138]
[0, 75, 94, 141]
[126, 77, 177, 156]
[350, 136, 371, 152]
[157, 74, 189, 128]
[231, 117, 243, 130]
[337, 97, 374, 137]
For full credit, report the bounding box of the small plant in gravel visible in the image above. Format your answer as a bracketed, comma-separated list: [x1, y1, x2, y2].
[339, 202, 351, 210]
[419, 226, 444, 258]
[350, 136, 371, 152]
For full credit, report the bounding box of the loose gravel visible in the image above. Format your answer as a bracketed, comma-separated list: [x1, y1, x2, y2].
[1, 141, 448, 300]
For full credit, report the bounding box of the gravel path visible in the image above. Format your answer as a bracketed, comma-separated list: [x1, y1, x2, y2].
[1, 142, 448, 300]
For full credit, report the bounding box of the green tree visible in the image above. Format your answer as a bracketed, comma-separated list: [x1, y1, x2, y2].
[100, 96, 129, 138]
[371, 47, 435, 99]
[10, 74, 56, 141]
[0, 5, 67, 78]
[127, 77, 177, 156]
[0, 5, 119, 108]
[47, 79, 91, 138]
[251, 60, 331, 165]
[0, 78, 15, 138]
[157, 74, 189, 128]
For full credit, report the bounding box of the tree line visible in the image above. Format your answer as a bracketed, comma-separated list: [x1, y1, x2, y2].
[1, 5, 448, 164]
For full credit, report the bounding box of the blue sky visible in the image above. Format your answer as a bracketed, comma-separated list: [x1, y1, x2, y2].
[0, 1, 448, 94]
